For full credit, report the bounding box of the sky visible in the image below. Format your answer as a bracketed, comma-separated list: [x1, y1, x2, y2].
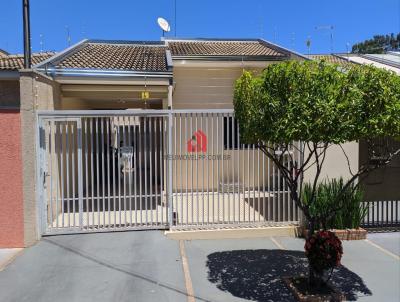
[0, 0, 399, 55]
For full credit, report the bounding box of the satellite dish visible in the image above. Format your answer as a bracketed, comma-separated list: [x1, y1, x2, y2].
[157, 17, 170, 35]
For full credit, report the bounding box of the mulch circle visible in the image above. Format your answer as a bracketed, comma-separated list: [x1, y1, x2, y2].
[283, 276, 345, 302]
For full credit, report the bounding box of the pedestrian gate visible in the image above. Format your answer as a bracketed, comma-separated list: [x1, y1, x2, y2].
[37, 110, 300, 235]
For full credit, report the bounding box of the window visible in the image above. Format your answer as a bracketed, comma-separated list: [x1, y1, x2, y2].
[223, 117, 254, 149]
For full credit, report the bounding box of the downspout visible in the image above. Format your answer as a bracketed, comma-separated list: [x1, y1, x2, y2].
[168, 79, 173, 109]
[23, 0, 31, 68]
[165, 49, 174, 109]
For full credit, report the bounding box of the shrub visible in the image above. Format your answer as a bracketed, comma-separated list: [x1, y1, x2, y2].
[305, 230, 343, 275]
[302, 178, 368, 229]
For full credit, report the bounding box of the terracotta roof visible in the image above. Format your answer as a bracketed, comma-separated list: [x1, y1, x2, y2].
[34, 39, 293, 75]
[0, 52, 55, 70]
[0, 49, 9, 58]
[54, 42, 169, 72]
[167, 40, 287, 58]
[308, 54, 353, 65]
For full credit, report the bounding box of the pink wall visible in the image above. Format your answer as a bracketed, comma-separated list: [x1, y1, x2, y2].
[0, 110, 24, 247]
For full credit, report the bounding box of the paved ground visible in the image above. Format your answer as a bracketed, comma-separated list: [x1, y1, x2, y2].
[0, 232, 187, 302]
[0, 248, 23, 271]
[185, 235, 400, 302]
[367, 232, 400, 256]
[0, 231, 399, 302]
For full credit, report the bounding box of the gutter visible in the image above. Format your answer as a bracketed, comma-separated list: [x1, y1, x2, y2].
[170, 55, 287, 61]
[37, 67, 173, 79]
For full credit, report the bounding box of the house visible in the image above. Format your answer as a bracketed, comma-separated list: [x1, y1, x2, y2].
[308, 52, 400, 74]
[0, 51, 56, 248]
[0, 38, 359, 248]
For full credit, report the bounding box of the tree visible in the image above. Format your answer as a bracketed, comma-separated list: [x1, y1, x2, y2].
[352, 33, 400, 53]
[234, 60, 400, 284]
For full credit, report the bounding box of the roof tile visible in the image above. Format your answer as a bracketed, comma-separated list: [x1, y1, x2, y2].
[308, 54, 353, 65]
[56, 43, 169, 72]
[0, 52, 55, 70]
[167, 40, 286, 57]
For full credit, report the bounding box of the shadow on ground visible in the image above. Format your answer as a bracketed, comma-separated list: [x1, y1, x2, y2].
[206, 249, 371, 302]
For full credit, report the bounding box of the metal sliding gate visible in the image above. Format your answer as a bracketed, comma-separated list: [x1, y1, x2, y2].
[37, 110, 300, 235]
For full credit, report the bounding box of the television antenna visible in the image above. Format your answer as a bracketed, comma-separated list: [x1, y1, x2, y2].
[291, 32, 295, 49]
[346, 42, 351, 61]
[65, 25, 71, 46]
[315, 25, 334, 53]
[39, 34, 44, 52]
[306, 36, 312, 55]
[157, 17, 171, 37]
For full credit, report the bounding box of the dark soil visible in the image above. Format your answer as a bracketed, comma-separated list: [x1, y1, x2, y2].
[291, 276, 336, 296]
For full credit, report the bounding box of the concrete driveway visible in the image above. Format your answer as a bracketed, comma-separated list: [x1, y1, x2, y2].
[0, 231, 399, 302]
[367, 232, 400, 256]
[0, 231, 187, 302]
[184, 235, 399, 302]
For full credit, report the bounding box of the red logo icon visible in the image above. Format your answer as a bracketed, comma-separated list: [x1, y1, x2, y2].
[187, 130, 207, 153]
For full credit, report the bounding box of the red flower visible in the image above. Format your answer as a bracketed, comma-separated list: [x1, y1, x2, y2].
[305, 230, 343, 273]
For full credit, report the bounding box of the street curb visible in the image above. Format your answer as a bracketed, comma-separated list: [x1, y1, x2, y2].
[165, 226, 299, 240]
[0, 248, 24, 271]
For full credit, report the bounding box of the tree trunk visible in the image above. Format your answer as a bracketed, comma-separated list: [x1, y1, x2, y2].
[308, 220, 315, 238]
[307, 220, 320, 287]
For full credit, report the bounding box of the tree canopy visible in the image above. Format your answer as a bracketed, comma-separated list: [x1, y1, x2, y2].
[352, 33, 400, 53]
[234, 60, 400, 146]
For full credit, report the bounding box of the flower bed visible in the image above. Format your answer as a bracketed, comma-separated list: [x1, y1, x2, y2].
[301, 228, 367, 240]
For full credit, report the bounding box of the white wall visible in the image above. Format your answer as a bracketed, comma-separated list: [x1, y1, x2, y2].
[303, 142, 359, 184]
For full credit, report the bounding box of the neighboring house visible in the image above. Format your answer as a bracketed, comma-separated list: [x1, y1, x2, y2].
[307, 54, 354, 66]
[0, 52, 55, 108]
[0, 52, 55, 248]
[308, 52, 400, 74]
[308, 53, 400, 203]
[0, 49, 9, 57]
[0, 39, 359, 248]
[347, 51, 400, 75]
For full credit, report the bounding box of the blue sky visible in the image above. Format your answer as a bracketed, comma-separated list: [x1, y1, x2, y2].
[1, 0, 399, 55]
